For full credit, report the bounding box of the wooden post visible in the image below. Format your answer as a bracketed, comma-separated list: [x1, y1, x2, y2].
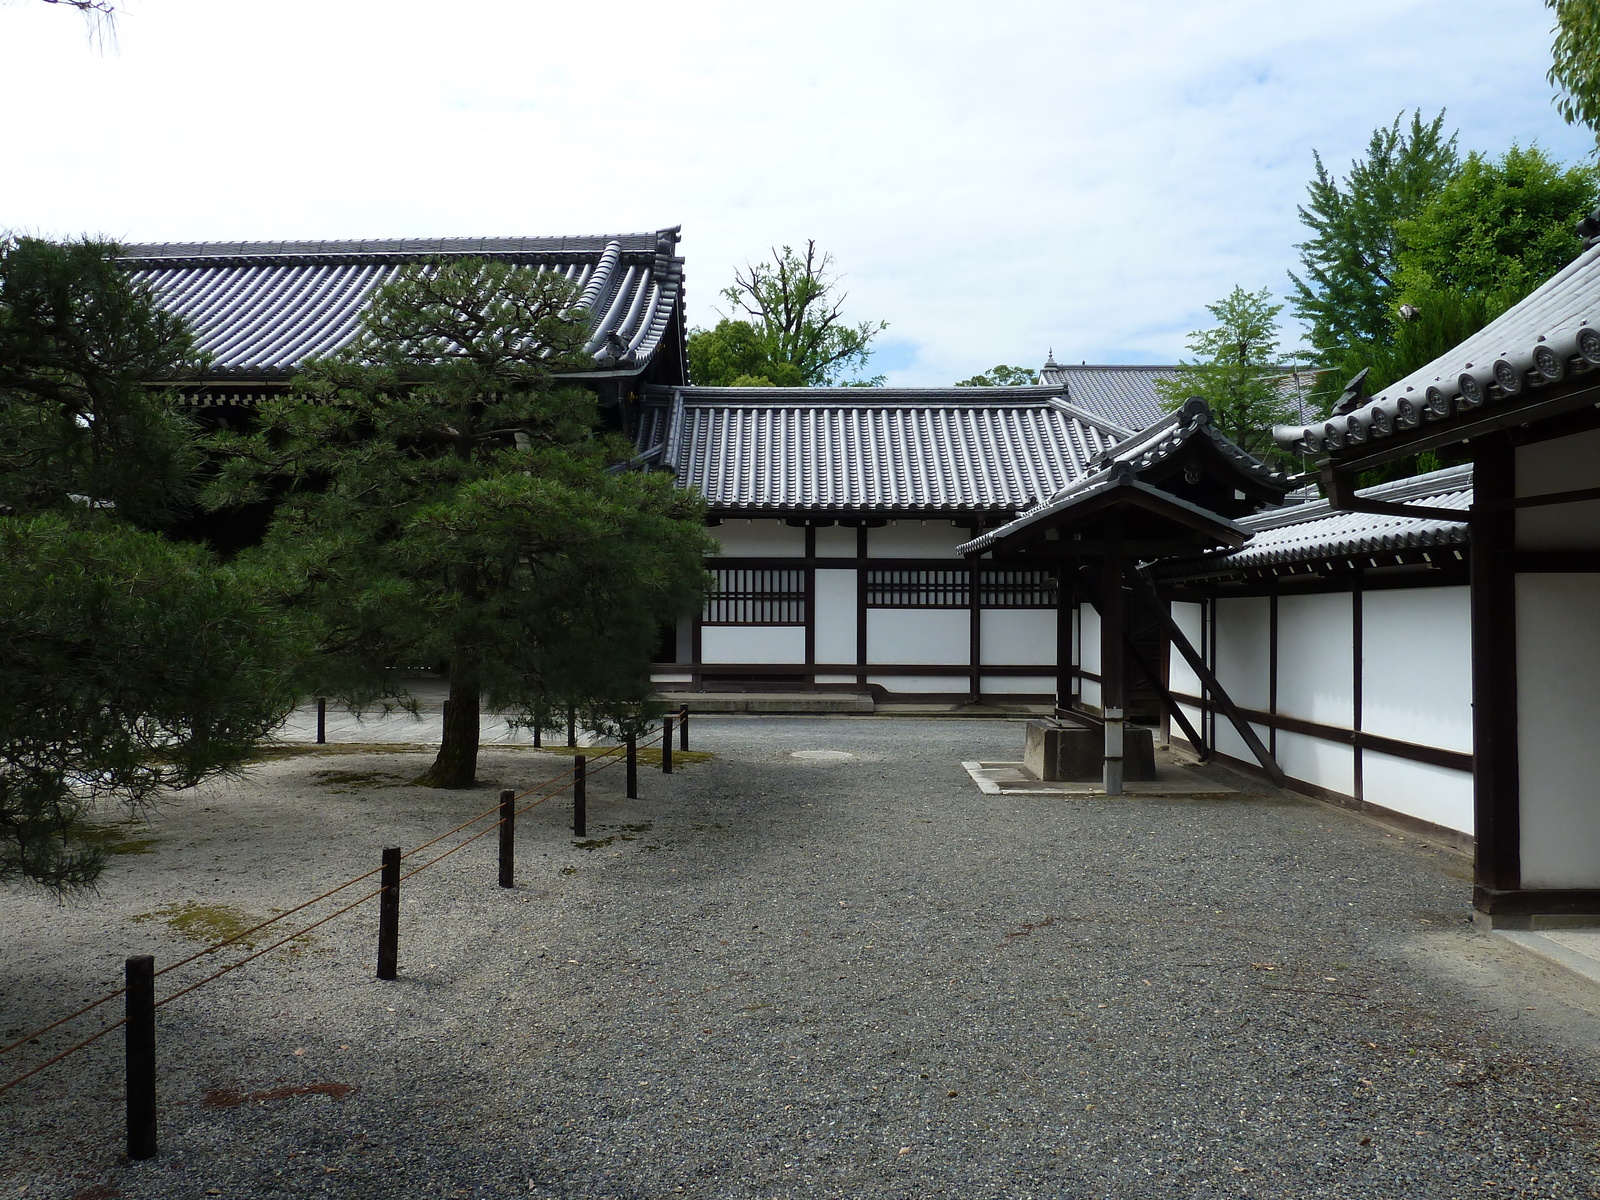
[532, 720, 541, 748]
[662, 716, 674, 774]
[316, 697, 326, 745]
[498, 789, 514, 889]
[678, 704, 689, 751]
[377, 847, 400, 980]
[1100, 517, 1126, 796]
[567, 708, 577, 749]
[625, 732, 638, 799]
[124, 955, 157, 1161]
[573, 755, 587, 837]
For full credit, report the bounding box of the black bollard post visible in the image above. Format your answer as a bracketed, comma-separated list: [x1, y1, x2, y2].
[377, 847, 400, 980]
[498, 789, 515, 889]
[567, 708, 577, 749]
[573, 755, 587, 838]
[316, 697, 327, 745]
[125, 955, 157, 1161]
[662, 716, 674, 775]
[532, 719, 541, 748]
[679, 704, 689, 751]
[625, 732, 638, 799]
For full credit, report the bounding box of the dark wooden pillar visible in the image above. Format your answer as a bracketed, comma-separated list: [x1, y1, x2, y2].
[1055, 568, 1074, 713]
[1472, 434, 1520, 902]
[1100, 516, 1126, 795]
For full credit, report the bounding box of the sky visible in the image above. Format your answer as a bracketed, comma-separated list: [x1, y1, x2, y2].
[0, 0, 1593, 386]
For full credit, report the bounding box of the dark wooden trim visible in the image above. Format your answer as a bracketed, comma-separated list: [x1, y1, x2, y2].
[1515, 551, 1600, 572]
[1268, 589, 1279, 759]
[1474, 886, 1600, 916]
[652, 662, 1057, 676]
[968, 559, 982, 702]
[856, 527, 869, 688]
[1485, 483, 1600, 510]
[1472, 435, 1520, 892]
[804, 526, 816, 668]
[1160, 560, 1469, 598]
[1167, 689, 1474, 773]
[1193, 747, 1474, 856]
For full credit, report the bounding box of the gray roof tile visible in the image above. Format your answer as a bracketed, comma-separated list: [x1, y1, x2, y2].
[1035, 361, 1181, 431]
[118, 229, 684, 378]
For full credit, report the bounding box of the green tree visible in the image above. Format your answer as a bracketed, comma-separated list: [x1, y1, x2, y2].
[1155, 286, 1295, 459]
[205, 258, 712, 789]
[1547, 0, 1600, 146]
[687, 241, 887, 386]
[1289, 111, 1459, 367]
[0, 237, 297, 888]
[954, 365, 1037, 387]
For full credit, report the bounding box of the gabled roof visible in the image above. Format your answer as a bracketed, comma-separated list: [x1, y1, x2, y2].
[1157, 464, 1473, 581]
[1037, 356, 1180, 430]
[118, 229, 686, 380]
[1274, 233, 1600, 461]
[634, 385, 1134, 513]
[956, 397, 1288, 555]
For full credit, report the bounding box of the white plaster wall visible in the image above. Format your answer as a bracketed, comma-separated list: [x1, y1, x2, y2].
[710, 520, 804, 556]
[979, 610, 1057, 666]
[981, 675, 1056, 695]
[1079, 607, 1101, 675]
[1214, 596, 1271, 712]
[1362, 751, 1473, 835]
[1274, 728, 1355, 796]
[701, 626, 805, 664]
[1362, 586, 1472, 753]
[814, 570, 857, 665]
[651, 674, 693, 683]
[1214, 719, 1272, 766]
[868, 520, 965, 558]
[1080, 678, 1102, 709]
[869, 675, 970, 693]
[1276, 593, 1354, 727]
[1177, 703, 1204, 748]
[814, 525, 857, 557]
[1517, 427, 1600, 551]
[1517, 573, 1600, 887]
[866, 609, 970, 664]
[1169, 603, 1204, 698]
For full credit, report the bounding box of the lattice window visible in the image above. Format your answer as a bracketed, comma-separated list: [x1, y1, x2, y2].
[866, 569, 970, 607]
[978, 569, 1057, 608]
[703, 568, 808, 625]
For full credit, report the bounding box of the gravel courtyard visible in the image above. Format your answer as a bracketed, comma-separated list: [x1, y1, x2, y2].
[4, 716, 1600, 1199]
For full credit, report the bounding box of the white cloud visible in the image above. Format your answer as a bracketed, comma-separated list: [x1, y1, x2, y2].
[1, 0, 1591, 384]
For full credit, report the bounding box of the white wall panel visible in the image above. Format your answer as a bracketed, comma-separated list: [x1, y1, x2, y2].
[701, 626, 805, 664]
[1517, 574, 1600, 887]
[869, 674, 969, 693]
[1277, 593, 1354, 727]
[1080, 678, 1102, 709]
[1517, 427, 1600, 551]
[711, 520, 804, 556]
[651, 674, 693, 683]
[814, 526, 856, 557]
[1169, 602, 1204, 697]
[1176, 703, 1203, 748]
[1214, 719, 1271, 765]
[1079, 607, 1101, 675]
[813, 570, 857, 665]
[867, 609, 970, 664]
[1214, 596, 1271, 711]
[979, 610, 1056, 666]
[1362, 586, 1472, 752]
[868, 520, 964, 558]
[1362, 752, 1473, 835]
[814, 675, 857, 684]
[1274, 728, 1355, 796]
[981, 675, 1056, 695]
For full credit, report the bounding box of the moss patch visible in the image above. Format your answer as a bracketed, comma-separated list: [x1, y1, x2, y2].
[310, 769, 406, 792]
[132, 901, 312, 952]
[72, 822, 159, 856]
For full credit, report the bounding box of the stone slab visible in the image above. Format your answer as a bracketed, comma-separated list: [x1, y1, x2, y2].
[655, 692, 874, 714]
[1023, 720, 1155, 781]
[962, 761, 1239, 797]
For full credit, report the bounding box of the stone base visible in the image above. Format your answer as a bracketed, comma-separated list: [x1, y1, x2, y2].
[1023, 720, 1156, 782]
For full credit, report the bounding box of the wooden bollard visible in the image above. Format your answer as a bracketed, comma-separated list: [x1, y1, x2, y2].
[532, 721, 541, 748]
[316, 697, 327, 744]
[376, 847, 400, 980]
[125, 955, 157, 1161]
[573, 755, 587, 837]
[567, 708, 577, 749]
[662, 716, 673, 774]
[625, 732, 638, 799]
[678, 704, 689, 751]
[498, 789, 515, 888]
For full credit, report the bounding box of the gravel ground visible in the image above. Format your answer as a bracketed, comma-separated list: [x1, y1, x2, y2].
[4, 717, 1600, 1200]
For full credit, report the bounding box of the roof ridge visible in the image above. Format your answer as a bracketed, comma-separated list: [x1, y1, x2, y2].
[1239, 462, 1475, 531]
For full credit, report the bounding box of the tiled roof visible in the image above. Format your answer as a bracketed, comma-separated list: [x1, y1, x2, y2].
[636, 385, 1131, 512]
[1159, 464, 1473, 578]
[955, 398, 1282, 555]
[1274, 234, 1600, 456]
[118, 229, 685, 378]
[1036, 359, 1181, 431]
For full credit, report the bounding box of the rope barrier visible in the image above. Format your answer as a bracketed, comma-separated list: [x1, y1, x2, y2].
[0, 722, 667, 1096]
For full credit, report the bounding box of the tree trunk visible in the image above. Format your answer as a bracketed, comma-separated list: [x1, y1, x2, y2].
[414, 660, 481, 788]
